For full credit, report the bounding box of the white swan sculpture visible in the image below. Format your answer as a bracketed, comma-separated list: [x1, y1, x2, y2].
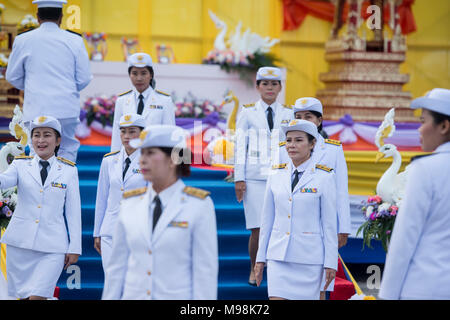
[374, 108, 409, 206]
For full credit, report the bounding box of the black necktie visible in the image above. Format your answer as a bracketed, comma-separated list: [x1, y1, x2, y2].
[152, 195, 162, 231]
[122, 157, 131, 180]
[137, 94, 144, 115]
[267, 106, 274, 131]
[40, 160, 50, 185]
[291, 170, 303, 192]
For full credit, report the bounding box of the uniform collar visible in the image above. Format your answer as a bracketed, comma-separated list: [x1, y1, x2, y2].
[122, 146, 140, 163]
[39, 22, 60, 31]
[259, 99, 278, 112]
[435, 141, 450, 153]
[133, 86, 153, 102]
[35, 154, 57, 168]
[150, 178, 184, 209]
[292, 157, 312, 174]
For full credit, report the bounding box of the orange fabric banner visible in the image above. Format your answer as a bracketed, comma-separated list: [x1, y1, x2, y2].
[283, 0, 416, 35]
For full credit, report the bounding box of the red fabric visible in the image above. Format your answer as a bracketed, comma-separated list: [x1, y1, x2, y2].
[53, 286, 60, 299]
[283, 0, 416, 35]
[329, 258, 356, 300]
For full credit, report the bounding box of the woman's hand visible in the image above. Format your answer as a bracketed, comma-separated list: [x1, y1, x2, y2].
[254, 262, 265, 287]
[235, 181, 246, 203]
[323, 268, 336, 291]
[94, 237, 101, 255]
[64, 254, 80, 270]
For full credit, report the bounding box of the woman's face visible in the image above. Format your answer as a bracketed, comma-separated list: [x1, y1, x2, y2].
[120, 126, 141, 151]
[256, 80, 281, 103]
[294, 111, 322, 128]
[139, 147, 175, 183]
[129, 67, 152, 93]
[31, 127, 61, 160]
[286, 131, 315, 165]
[418, 109, 449, 152]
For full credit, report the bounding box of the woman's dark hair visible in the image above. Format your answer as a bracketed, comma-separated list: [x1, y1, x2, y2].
[295, 110, 324, 132]
[159, 147, 191, 178]
[31, 128, 61, 156]
[429, 110, 450, 125]
[256, 80, 281, 86]
[128, 66, 156, 88]
[37, 8, 62, 21]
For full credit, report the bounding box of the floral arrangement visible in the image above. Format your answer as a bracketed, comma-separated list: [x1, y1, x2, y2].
[356, 195, 398, 252]
[81, 95, 117, 127]
[83, 32, 108, 61]
[203, 50, 279, 84]
[174, 92, 226, 119]
[0, 188, 17, 229]
[17, 14, 39, 34]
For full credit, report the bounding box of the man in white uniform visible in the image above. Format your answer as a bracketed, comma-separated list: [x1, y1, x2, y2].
[6, 0, 92, 163]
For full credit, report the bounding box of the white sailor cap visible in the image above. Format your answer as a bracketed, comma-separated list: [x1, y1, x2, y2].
[128, 52, 153, 68]
[119, 113, 146, 128]
[32, 0, 67, 8]
[30, 115, 62, 135]
[256, 67, 282, 81]
[130, 125, 188, 149]
[281, 119, 319, 140]
[411, 88, 450, 117]
[293, 97, 323, 115]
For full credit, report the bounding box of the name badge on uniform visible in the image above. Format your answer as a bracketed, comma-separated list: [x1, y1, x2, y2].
[301, 188, 317, 193]
[281, 119, 290, 124]
[149, 105, 164, 110]
[169, 221, 189, 228]
[249, 150, 260, 157]
[51, 182, 67, 189]
[132, 168, 142, 174]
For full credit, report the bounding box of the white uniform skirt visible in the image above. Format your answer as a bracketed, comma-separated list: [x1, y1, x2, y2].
[243, 180, 267, 230]
[267, 260, 324, 300]
[6, 245, 65, 299]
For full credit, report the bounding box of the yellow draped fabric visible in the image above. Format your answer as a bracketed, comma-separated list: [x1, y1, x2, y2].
[1, 228, 6, 280]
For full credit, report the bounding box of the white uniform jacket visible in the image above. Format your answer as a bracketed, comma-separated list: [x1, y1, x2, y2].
[379, 142, 450, 300]
[277, 135, 351, 234]
[102, 179, 218, 300]
[256, 160, 338, 271]
[5, 22, 92, 121]
[94, 148, 147, 238]
[110, 87, 176, 152]
[0, 156, 82, 254]
[234, 100, 293, 182]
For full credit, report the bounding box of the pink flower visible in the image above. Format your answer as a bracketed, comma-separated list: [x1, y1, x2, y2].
[370, 212, 377, 221]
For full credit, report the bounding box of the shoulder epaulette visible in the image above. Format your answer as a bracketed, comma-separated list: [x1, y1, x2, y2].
[156, 90, 170, 97]
[243, 103, 255, 108]
[183, 186, 210, 199]
[325, 139, 342, 146]
[57, 157, 76, 167]
[123, 187, 147, 199]
[316, 164, 333, 173]
[17, 29, 34, 36]
[283, 104, 293, 109]
[14, 155, 33, 160]
[279, 141, 286, 147]
[66, 29, 82, 37]
[410, 153, 433, 163]
[118, 90, 132, 97]
[103, 150, 120, 158]
[272, 163, 287, 170]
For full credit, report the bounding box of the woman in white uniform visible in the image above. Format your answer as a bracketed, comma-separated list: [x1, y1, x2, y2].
[110, 52, 175, 152]
[102, 125, 218, 300]
[379, 88, 450, 300]
[0, 115, 81, 300]
[254, 119, 338, 300]
[234, 67, 293, 286]
[94, 113, 147, 274]
[289, 97, 351, 299]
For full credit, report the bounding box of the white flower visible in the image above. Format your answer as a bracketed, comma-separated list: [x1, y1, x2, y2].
[194, 106, 202, 116]
[378, 202, 391, 212]
[365, 206, 374, 218]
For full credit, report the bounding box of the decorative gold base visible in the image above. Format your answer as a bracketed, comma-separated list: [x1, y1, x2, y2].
[318, 50, 414, 122]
